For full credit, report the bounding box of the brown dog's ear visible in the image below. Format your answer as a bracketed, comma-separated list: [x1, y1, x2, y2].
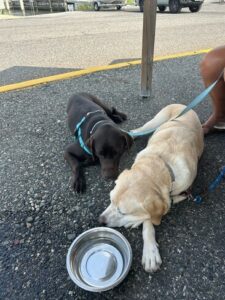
[86, 136, 96, 159]
[123, 133, 133, 150]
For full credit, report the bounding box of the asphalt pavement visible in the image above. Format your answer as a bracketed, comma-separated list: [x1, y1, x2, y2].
[0, 54, 225, 300]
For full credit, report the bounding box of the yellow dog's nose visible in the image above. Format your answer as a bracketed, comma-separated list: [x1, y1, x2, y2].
[98, 215, 107, 225]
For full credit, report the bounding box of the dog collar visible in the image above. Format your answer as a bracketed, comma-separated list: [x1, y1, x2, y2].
[157, 155, 175, 183]
[164, 161, 175, 182]
[89, 120, 114, 136]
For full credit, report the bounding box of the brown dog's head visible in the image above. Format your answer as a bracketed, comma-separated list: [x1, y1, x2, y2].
[87, 124, 133, 179]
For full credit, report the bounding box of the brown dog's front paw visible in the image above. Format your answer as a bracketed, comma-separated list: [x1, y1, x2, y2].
[111, 107, 127, 123]
[71, 175, 86, 193]
[117, 111, 127, 121]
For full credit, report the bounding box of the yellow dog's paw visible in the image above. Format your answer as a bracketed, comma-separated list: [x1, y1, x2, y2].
[142, 244, 162, 273]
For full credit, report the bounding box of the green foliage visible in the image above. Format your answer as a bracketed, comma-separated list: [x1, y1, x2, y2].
[0, 9, 10, 15]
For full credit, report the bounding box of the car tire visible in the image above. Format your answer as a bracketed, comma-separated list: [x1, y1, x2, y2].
[158, 5, 166, 12]
[169, 0, 181, 13]
[116, 5, 122, 10]
[139, 0, 144, 12]
[189, 5, 201, 12]
[94, 2, 100, 11]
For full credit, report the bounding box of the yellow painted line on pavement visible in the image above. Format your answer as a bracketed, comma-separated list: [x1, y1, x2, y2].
[0, 62, 130, 93]
[128, 48, 212, 65]
[0, 48, 212, 93]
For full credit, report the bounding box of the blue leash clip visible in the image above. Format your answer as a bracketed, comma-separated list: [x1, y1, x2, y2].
[194, 195, 203, 204]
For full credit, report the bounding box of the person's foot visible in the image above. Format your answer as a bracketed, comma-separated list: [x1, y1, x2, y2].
[202, 114, 225, 135]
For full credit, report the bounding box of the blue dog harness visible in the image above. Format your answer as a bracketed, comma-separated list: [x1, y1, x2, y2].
[74, 110, 102, 155]
[74, 110, 113, 155]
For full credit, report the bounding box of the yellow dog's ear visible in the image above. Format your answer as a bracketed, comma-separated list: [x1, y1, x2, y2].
[144, 197, 168, 226]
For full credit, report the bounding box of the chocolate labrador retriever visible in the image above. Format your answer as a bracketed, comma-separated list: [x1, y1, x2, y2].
[64, 93, 133, 193]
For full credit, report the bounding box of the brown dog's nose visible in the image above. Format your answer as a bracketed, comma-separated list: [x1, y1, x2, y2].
[102, 169, 119, 180]
[99, 215, 107, 225]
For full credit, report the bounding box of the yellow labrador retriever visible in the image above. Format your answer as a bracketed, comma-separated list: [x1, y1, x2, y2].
[99, 104, 204, 273]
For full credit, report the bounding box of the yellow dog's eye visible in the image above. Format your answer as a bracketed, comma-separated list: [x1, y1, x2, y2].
[117, 207, 126, 215]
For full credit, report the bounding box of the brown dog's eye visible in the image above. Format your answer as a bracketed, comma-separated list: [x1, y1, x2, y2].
[117, 207, 126, 215]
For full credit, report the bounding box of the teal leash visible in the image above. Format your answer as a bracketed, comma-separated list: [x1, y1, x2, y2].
[128, 69, 225, 205]
[73, 69, 224, 156]
[128, 69, 224, 138]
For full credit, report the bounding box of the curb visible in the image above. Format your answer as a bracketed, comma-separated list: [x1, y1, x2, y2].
[0, 48, 211, 93]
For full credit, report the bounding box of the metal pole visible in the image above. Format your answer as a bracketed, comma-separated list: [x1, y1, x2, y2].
[140, 0, 157, 98]
[19, 0, 25, 15]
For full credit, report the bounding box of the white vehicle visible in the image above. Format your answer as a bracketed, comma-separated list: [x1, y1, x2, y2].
[93, 0, 126, 10]
[135, 0, 204, 13]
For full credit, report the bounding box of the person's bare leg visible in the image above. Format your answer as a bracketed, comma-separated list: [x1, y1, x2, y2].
[200, 46, 225, 134]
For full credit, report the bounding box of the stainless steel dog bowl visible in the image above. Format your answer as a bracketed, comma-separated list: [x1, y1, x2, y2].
[66, 227, 132, 292]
